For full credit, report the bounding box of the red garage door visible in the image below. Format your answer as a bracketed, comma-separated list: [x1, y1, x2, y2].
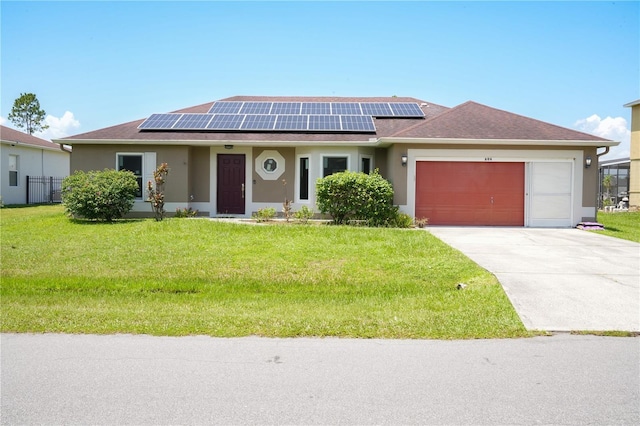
[416, 161, 524, 226]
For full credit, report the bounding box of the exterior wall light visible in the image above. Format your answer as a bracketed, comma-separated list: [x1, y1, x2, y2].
[585, 156, 592, 168]
[224, 145, 233, 150]
[401, 154, 408, 167]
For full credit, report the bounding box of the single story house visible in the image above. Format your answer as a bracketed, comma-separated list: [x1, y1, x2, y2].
[58, 96, 618, 227]
[598, 157, 630, 208]
[1, 125, 70, 205]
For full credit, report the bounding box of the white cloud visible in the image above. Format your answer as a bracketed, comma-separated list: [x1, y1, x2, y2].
[574, 114, 631, 160]
[0, 116, 6, 126]
[33, 111, 81, 141]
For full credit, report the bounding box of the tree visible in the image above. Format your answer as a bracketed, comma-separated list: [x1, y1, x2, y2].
[8, 93, 49, 134]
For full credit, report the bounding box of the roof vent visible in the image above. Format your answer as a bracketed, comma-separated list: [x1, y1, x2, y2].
[420, 103, 429, 107]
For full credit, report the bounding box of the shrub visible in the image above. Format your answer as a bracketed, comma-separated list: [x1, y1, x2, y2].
[294, 205, 314, 223]
[253, 207, 276, 222]
[392, 211, 415, 228]
[61, 169, 138, 221]
[147, 163, 169, 221]
[316, 170, 396, 226]
[175, 207, 199, 218]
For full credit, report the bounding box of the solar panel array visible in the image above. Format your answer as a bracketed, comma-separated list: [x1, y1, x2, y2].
[207, 101, 424, 117]
[138, 113, 376, 132]
[138, 101, 424, 132]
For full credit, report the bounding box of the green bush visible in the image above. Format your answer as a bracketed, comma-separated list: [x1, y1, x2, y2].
[61, 169, 139, 221]
[316, 170, 396, 226]
[174, 207, 199, 218]
[252, 207, 276, 222]
[294, 205, 314, 223]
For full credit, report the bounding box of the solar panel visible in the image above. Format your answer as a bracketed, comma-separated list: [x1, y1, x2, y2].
[173, 113, 214, 129]
[360, 103, 393, 117]
[341, 115, 376, 132]
[389, 103, 424, 117]
[271, 102, 301, 114]
[241, 114, 277, 130]
[309, 115, 341, 130]
[206, 114, 245, 130]
[302, 102, 331, 115]
[274, 115, 308, 130]
[208, 102, 243, 114]
[240, 102, 273, 114]
[138, 113, 182, 129]
[331, 103, 362, 115]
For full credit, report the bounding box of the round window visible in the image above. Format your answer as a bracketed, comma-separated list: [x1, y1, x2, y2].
[263, 158, 278, 173]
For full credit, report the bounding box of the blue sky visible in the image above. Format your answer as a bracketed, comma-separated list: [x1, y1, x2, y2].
[1, 1, 638, 158]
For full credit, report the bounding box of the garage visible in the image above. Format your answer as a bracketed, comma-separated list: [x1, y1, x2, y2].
[415, 161, 525, 226]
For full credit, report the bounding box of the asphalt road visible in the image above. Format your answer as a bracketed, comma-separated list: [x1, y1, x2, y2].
[1, 333, 638, 425]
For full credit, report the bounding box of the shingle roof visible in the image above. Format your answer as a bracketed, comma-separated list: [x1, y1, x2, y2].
[1, 125, 68, 150]
[391, 101, 609, 141]
[60, 96, 610, 144]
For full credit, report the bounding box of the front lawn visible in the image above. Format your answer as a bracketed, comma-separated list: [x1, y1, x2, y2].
[595, 211, 640, 243]
[0, 205, 529, 339]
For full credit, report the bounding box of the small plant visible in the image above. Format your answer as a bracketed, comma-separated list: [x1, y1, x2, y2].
[414, 217, 429, 228]
[282, 179, 293, 222]
[253, 207, 276, 222]
[61, 169, 138, 221]
[174, 207, 199, 218]
[294, 205, 314, 223]
[392, 212, 415, 228]
[147, 163, 169, 221]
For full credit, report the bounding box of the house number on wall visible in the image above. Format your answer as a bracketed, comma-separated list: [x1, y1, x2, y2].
[484, 157, 493, 161]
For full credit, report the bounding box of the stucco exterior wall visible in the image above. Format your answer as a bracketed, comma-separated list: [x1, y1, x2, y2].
[70, 144, 190, 203]
[629, 104, 640, 208]
[252, 147, 295, 203]
[188, 147, 210, 203]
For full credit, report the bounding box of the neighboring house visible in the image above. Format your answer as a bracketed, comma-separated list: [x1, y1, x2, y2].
[1, 125, 70, 205]
[58, 96, 618, 227]
[623, 99, 639, 209]
[598, 157, 630, 208]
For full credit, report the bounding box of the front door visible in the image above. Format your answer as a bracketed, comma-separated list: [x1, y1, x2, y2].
[217, 154, 245, 214]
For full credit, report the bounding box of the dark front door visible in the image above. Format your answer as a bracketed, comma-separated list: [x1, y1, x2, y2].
[217, 154, 245, 214]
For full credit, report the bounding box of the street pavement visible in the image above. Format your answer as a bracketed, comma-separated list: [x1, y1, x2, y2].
[427, 227, 640, 332]
[1, 333, 639, 425]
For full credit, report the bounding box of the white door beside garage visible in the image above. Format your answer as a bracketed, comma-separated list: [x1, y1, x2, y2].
[528, 162, 573, 227]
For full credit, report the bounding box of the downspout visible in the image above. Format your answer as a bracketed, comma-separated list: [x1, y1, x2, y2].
[597, 146, 610, 160]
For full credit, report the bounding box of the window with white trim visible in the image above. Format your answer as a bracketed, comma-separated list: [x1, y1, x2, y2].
[117, 154, 143, 197]
[299, 157, 309, 200]
[8, 155, 18, 187]
[323, 156, 348, 177]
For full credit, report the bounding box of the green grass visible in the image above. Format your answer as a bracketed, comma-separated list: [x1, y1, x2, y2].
[1, 205, 530, 339]
[594, 211, 640, 243]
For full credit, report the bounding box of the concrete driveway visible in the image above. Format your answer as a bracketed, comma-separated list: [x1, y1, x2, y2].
[428, 227, 640, 332]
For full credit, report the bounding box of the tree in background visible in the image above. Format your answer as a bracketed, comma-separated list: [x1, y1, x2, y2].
[8, 93, 49, 134]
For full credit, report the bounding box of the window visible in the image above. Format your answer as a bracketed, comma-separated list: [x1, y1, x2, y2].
[323, 156, 348, 177]
[299, 157, 309, 200]
[361, 157, 371, 174]
[8, 155, 18, 187]
[117, 154, 143, 197]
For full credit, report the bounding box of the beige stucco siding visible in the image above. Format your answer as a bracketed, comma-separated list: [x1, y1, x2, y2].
[385, 143, 598, 212]
[188, 147, 210, 202]
[251, 147, 296, 203]
[629, 104, 640, 208]
[70, 144, 190, 202]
